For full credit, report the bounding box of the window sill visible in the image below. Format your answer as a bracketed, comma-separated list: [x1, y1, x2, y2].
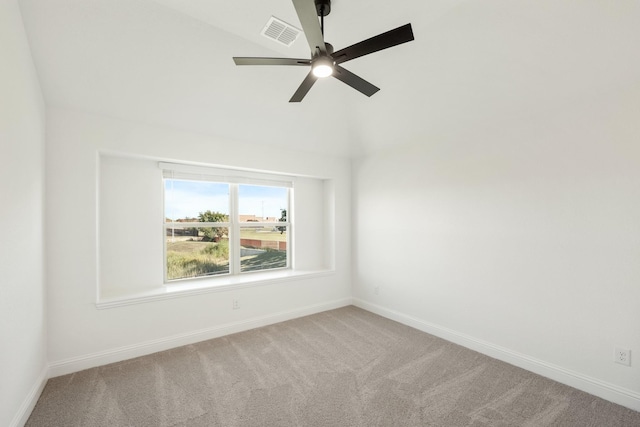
[96, 269, 334, 309]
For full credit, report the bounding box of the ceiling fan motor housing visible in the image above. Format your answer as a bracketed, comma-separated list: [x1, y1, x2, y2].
[325, 42, 334, 55]
[315, 0, 331, 16]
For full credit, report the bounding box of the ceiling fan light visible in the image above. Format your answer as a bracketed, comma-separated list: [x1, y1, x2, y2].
[312, 57, 334, 78]
[312, 64, 333, 78]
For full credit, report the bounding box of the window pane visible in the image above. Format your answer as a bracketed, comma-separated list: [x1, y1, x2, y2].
[165, 179, 229, 222]
[238, 184, 288, 223]
[166, 227, 229, 280]
[240, 226, 287, 272]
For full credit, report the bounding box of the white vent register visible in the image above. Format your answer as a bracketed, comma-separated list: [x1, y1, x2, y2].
[261, 16, 301, 47]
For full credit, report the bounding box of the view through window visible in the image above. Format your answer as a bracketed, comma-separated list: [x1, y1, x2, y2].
[164, 177, 290, 281]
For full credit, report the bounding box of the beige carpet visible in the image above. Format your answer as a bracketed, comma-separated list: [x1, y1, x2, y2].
[27, 306, 640, 426]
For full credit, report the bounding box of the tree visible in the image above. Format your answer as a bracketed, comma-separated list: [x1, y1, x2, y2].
[277, 209, 287, 234]
[198, 210, 228, 241]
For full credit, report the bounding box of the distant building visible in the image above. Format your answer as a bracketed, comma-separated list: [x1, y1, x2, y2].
[176, 217, 198, 223]
[166, 215, 277, 223]
[239, 214, 277, 222]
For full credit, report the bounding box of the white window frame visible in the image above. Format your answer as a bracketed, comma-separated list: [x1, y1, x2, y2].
[161, 162, 292, 283]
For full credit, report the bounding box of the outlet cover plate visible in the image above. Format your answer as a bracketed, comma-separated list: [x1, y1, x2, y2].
[614, 347, 631, 366]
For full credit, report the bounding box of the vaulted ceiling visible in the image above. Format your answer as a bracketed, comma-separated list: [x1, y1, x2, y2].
[18, 0, 640, 157]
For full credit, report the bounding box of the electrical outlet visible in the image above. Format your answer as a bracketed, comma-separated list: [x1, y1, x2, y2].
[232, 299, 240, 310]
[614, 347, 631, 366]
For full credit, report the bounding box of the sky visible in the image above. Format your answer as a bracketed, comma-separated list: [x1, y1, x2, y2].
[165, 179, 288, 220]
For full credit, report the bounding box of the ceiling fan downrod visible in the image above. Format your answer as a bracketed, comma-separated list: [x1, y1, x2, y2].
[316, 0, 330, 36]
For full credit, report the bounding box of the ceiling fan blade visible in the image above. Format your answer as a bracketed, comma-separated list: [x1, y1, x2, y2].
[233, 57, 311, 66]
[332, 65, 380, 97]
[332, 23, 414, 65]
[292, 0, 327, 55]
[289, 71, 318, 102]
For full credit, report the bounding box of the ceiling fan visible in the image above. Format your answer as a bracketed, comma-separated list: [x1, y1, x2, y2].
[233, 0, 415, 102]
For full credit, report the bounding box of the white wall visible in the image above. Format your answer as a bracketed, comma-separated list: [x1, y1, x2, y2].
[352, 92, 640, 409]
[0, 0, 47, 425]
[46, 108, 351, 371]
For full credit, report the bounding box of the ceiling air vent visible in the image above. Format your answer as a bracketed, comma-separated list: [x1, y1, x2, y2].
[261, 16, 301, 47]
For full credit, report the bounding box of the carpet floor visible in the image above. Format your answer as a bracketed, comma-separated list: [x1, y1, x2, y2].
[26, 306, 640, 426]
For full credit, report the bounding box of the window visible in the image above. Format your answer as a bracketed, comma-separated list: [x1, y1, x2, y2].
[98, 154, 332, 306]
[162, 163, 291, 282]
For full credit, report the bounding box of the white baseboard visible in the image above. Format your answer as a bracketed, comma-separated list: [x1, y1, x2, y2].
[49, 297, 352, 378]
[9, 365, 48, 427]
[353, 298, 640, 412]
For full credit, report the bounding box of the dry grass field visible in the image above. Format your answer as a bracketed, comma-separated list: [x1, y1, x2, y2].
[166, 227, 287, 279]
